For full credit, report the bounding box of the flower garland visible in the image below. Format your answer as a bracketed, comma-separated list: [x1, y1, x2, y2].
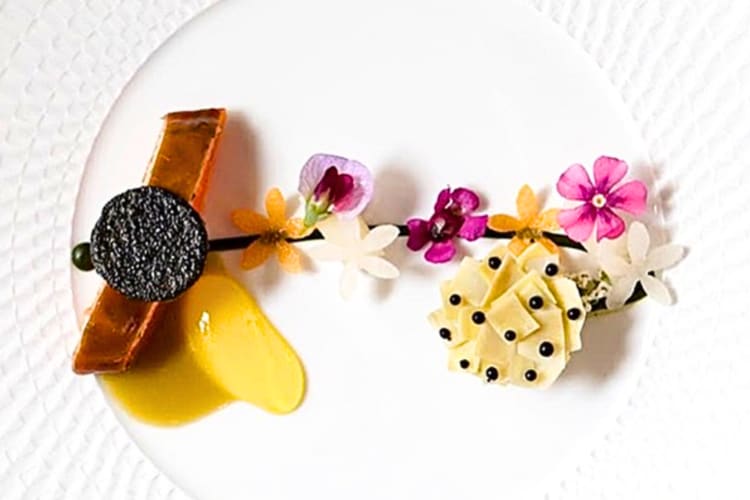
[209, 153, 682, 308]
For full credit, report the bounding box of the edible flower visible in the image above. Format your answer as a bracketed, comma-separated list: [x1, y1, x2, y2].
[556, 156, 647, 242]
[487, 184, 560, 255]
[598, 221, 684, 307]
[298, 153, 374, 227]
[231, 188, 306, 272]
[307, 216, 400, 299]
[406, 187, 488, 263]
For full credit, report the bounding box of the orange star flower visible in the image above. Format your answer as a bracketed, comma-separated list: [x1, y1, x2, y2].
[487, 184, 561, 255]
[231, 188, 306, 272]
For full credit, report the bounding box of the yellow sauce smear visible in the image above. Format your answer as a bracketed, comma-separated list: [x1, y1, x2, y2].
[101, 261, 306, 426]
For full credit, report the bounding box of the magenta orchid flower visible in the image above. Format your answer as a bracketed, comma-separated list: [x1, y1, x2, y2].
[556, 156, 647, 242]
[406, 187, 488, 263]
[299, 153, 374, 227]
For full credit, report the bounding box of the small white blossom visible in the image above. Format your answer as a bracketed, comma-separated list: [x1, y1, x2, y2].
[307, 216, 400, 299]
[598, 221, 684, 307]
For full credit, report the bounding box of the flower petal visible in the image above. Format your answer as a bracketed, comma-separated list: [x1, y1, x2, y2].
[434, 188, 451, 212]
[331, 159, 374, 218]
[425, 241, 457, 263]
[558, 203, 596, 242]
[507, 236, 528, 256]
[240, 240, 275, 270]
[231, 209, 270, 234]
[363, 224, 400, 252]
[276, 240, 302, 273]
[406, 218, 431, 251]
[599, 253, 632, 277]
[516, 185, 539, 222]
[556, 164, 595, 201]
[596, 207, 626, 241]
[316, 216, 364, 247]
[298, 153, 349, 199]
[339, 262, 359, 299]
[641, 275, 673, 304]
[534, 208, 560, 231]
[607, 277, 637, 308]
[283, 217, 307, 239]
[593, 156, 628, 193]
[457, 214, 488, 241]
[265, 188, 287, 228]
[358, 255, 400, 279]
[627, 221, 650, 263]
[645, 244, 685, 271]
[538, 237, 560, 254]
[306, 242, 347, 261]
[451, 187, 480, 214]
[608, 180, 647, 215]
[487, 214, 523, 232]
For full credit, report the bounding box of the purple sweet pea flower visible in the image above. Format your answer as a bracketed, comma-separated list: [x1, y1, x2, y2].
[299, 154, 374, 226]
[406, 187, 488, 263]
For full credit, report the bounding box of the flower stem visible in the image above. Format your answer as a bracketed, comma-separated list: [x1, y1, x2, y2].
[206, 225, 586, 252]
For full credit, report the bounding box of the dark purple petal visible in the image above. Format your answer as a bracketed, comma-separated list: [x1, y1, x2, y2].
[406, 218, 431, 251]
[450, 187, 480, 214]
[595, 207, 626, 241]
[330, 158, 374, 218]
[331, 172, 354, 203]
[457, 214, 488, 241]
[593, 156, 628, 194]
[434, 188, 451, 212]
[425, 241, 457, 263]
[314, 166, 340, 200]
[428, 211, 464, 241]
[299, 154, 349, 199]
[556, 164, 595, 201]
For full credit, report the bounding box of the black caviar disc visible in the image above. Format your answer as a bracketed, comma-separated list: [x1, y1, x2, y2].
[90, 186, 208, 302]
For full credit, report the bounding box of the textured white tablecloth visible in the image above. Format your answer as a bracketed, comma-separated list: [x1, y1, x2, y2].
[1, 1, 748, 498]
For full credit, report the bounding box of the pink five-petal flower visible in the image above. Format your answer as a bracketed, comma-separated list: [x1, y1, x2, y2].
[299, 153, 374, 225]
[556, 156, 647, 242]
[406, 187, 488, 264]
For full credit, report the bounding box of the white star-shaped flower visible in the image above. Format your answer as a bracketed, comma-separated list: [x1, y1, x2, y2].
[307, 216, 400, 299]
[599, 221, 684, 307]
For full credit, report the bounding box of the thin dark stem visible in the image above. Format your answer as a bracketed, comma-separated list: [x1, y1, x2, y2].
[208, 225, 587, 252]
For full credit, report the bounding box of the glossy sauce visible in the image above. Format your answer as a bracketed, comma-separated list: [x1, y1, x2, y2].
[101, 259, 306, 425]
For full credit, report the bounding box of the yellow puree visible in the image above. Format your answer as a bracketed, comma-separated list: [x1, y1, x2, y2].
[101, 260, 305, 425]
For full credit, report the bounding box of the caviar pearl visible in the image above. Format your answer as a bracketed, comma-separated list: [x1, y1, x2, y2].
[567, 308, 582, 320]
[504, 330, 517, 342]
[459, 359, 470, 369]
[544, 263, 559, 276]
[471, 311, 486, 325]
[539, 341, 554, 357]
[524, 369, 538, 382]
[488, 256, 502, 270]
[439, 328, 452, 341]
[485, 366, 499, 382]
[529, 295, 544, 309]
[449, 294, 461, 306]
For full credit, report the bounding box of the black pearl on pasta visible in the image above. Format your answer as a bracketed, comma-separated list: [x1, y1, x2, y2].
[488, 256, 502, 270]
[439, 328, 451, 341]
[524, 369, 538, 382]
[504, 330, 517, 342]
[567, 308, 582, 320]
[459, 359, 470, 369]
[539, 341, 554, 357]
[529, 295, 544, 309]
[449, 294, 461, 306]
[471, 311, 486, 325]
[485, 366, 499, 382]
[544, 263, 559, 276]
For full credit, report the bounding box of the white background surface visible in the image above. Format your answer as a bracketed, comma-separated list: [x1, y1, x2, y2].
[2, 1, 750, 499]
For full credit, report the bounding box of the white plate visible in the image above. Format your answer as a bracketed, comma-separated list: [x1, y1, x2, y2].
[71, 1, 655, 499]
